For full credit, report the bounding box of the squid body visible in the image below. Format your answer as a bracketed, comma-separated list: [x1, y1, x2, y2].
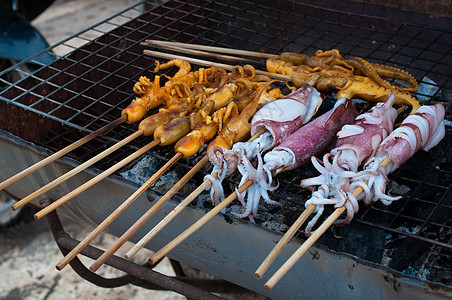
[234, 97, 359, 220]
[354, 103, 446, 206]
[301, 94, 398, 233]
[302, 97, 446, 234]
[206, 84, 323, 204]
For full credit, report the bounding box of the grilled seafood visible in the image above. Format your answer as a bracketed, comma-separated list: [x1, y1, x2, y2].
[233, 98, 358, 220]
[206, 84, 322, 205]
[267, 49, 420, 113]
[173, 65, 281, 159]
[135, 61, 271, 147]
[204, 82, 283, 203]
[352, 103, 445, 207]
[300, 94, 398, 233]
[300, 100, 445, 234]
[122, 75, 163, 123]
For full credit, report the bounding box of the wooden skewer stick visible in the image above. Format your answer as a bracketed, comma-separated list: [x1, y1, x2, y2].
[125, 172, 217, 260]
[264, 206, 345, 290]
[143, 40, 280, 60]
[12, 131, 142, 211]
[58, 100, 266, 268]
[148, 179, 255, 265]
[140, 42, 260, 65]
[90, 154, 210, 272]
[264, 156, 393, 290]
[254, 203, 316, 279]
[55, 151, 182, 270]
[0, 115, 127, 191]
[124, 129, 267, 260]
[143, 50, 291, 82]
[34, 138, 160, 220]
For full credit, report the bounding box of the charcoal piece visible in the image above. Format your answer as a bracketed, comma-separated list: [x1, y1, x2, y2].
[318, 222, 386, 264]
[388, 239, 430, 272]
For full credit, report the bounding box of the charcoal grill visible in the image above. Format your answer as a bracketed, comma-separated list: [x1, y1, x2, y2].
[0, 0, 451, 299]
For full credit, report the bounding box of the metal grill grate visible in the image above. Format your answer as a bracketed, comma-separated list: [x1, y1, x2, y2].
[0, 0, 451, 286]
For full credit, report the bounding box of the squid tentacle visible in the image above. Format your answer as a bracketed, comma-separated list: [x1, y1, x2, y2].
[204, 160, 228, 205]
[300, 94, 399, 232]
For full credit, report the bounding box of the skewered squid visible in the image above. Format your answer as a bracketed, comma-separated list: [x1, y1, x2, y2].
[174, 65, 278, 159]
[300, 94, 398, 234]
[267, 49, 420, 114]
[300, 101, 445, 234]
[351, 103, 445, 207]
[206, 85, 323, 204]
[204, 82, 284, 203]
[135, 61, 277, 147]
[233, 98, 358, 220]
[274, 49, 419, 92]
[121, 59, 198, 123]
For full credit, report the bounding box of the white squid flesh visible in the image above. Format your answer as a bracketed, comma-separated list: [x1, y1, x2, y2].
[352, 103, 446, 207]
[300, 94, 398, 234]
[206, 84, 322, 205]
[233, 98, 358, 220]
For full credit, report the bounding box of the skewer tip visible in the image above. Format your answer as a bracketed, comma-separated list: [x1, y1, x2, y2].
[254, 272, 262, 279]
[148, 256, 158, 265]
[33, 213, 41, 220]
[90, 263, 100, 272]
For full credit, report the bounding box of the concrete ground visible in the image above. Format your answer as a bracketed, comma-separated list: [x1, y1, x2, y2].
[0, 1, 185, 299]
[0, 213, 185, 300]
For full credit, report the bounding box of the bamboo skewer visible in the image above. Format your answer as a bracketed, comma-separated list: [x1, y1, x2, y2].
[125, 172, 216, 260]
[125, 129, 267, 259]
[141, 42, 260, 65]
[264, 206, 345, 290]
[90, 154, 210, 272]
[264, 156, 393, 290]
[65, 48, 278, 269]
[143, 50, 291, 82]
[12, 130, 142, 211]
[21, 46, 249, 213]
[254, 203, 316, 279]
[143, 40, 280, 60]
[33, 138, 161, 220]
[148, 179, 255, 265]
[0, 115, 127, 192]
[55, 151, 182, 270]
[58, 70, 264, 267]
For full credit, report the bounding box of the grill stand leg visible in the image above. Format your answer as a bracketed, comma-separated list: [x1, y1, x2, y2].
[40, 199, 250, 299]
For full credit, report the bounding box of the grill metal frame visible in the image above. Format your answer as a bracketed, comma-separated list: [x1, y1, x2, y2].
[0, 0, 451, 294]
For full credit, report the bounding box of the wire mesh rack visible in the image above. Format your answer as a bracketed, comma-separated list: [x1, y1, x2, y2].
[0, 0, 451, 288]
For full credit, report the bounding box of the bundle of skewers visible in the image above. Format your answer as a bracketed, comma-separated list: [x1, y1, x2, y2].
[1, 40, 446, 291]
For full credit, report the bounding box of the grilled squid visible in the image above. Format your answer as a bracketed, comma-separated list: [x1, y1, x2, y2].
[352, 103, 445, 206]
[135, 62, 239, 141]
[122, 75, 163, 123]
[300, 94, 398, 233]
[173, 67, 280, 159]
[203, 82, 284, 203]
[267, 49, 421, 115]
[233, 98, 358, 220]
[174, 101, 238, 158]
[206, 85, 322, 204]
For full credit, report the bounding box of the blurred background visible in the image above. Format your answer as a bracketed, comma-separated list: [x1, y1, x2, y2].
[0, 1, 185, 299]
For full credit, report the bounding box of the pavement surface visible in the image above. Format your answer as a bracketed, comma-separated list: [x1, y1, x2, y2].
[0, 1, 185, 299]
[0, 213, 185, 300]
